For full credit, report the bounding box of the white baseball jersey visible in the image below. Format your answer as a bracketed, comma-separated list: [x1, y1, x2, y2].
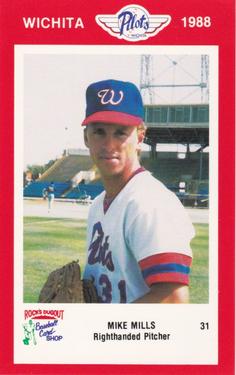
[83, 170, 195, 303]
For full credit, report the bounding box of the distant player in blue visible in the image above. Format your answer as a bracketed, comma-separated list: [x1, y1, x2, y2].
[47, 182, 55, 212]
[82, 79, 195, 303]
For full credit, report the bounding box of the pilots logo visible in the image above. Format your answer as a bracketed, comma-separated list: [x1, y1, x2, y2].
[88, 222, 114, 272]
[95, 5, 171, 42]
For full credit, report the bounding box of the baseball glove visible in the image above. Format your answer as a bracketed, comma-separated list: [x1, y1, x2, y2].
[38, 260, 99, 303]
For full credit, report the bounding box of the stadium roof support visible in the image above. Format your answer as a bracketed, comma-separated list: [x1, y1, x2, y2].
[144, 104, 209, 147]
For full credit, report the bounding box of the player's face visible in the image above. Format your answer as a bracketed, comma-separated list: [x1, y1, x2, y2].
[84, 123, 143, 179]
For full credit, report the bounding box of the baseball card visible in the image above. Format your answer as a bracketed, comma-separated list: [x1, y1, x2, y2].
[0, 0, 235, 374]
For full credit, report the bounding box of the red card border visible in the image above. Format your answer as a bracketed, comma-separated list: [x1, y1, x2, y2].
[0, 0, 235, 374]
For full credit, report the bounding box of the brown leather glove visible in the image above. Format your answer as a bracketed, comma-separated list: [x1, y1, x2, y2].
[38, 260, 99, 303]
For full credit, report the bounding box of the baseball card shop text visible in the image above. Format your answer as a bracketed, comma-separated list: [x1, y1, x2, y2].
[23, 309, 64, 345]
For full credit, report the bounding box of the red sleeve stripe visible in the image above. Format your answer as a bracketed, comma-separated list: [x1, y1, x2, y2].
[139, 253, 192, 271]
[145, 272, 189, 286]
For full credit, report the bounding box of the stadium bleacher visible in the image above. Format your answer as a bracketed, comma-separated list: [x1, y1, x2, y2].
[24, 148, 208, 207]
[24, 181, 71, 198]
[39, 154, 93, 182]
[23, 181, 104, 200]
[141, 152, 208, 187]
[65, 184, 104, 199]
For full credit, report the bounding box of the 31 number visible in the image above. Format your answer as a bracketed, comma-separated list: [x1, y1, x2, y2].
[99, 274, 127, 303]
[200, 322, 209, 330]
[181, 17, 211, 28]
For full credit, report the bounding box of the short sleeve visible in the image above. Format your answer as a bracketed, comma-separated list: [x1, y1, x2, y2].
[138, 252, 192, 286]
[125, 189, 195, 285]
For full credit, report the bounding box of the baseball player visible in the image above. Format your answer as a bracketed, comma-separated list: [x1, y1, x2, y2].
[47, 181, 55, 212]
[82, 79, 195, 303]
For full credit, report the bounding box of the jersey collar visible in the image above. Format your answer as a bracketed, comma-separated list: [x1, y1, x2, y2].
[103, 167, 146, 214]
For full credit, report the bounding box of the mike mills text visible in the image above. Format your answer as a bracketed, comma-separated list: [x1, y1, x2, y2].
[108, 321, 156, 330]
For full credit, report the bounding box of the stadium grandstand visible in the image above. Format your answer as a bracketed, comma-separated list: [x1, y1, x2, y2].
[24, 149, 104, 201]
[24, 103, 209, 207]
[142, 103, 209, 206]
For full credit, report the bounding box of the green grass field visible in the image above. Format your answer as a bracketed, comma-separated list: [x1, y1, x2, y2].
[190, 224, 209, 303]
[23, 217, 208, 303]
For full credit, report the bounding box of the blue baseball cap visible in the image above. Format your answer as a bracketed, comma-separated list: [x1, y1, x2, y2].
[82, 79, 144, 126]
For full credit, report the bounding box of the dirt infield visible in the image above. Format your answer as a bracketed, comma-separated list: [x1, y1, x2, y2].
[24, 198, 209, 223]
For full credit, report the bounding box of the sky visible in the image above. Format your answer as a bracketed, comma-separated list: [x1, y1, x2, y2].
[22, 47, 208, 169]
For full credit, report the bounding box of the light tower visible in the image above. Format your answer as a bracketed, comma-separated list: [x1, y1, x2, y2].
[140, 55, 154, 104]
[201, 55, 209, 103]
[140, 54, 209, 104]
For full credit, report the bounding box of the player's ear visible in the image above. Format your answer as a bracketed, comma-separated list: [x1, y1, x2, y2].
[137, 122, 146, 144]
[83, 128, 89, 148]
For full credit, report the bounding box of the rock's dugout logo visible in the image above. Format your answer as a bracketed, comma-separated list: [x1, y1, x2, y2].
[95, 4, 171, 42]
[22, 309, 64, 345]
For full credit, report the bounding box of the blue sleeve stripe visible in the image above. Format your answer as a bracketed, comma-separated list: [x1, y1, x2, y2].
[142, 263, 190, 278]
